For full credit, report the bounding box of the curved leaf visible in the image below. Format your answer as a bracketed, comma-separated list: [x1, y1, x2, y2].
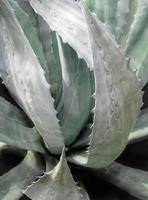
[25, 150, 84, 200]
[57, 36, 92, 145]
[7, 0, 49, 81]
[83, 0, 137, 47]
[30, 0, 92, 67]
[30, 0, 141, 168]
[124, 0, 148, 87]
[71, 2, 141, 168]
[0, 0, 64, 154]
[84, 0, 148, 87]
[0, 151, 44, 200]
[37, 17, 63, 108]
[8, 0, 63, 107]
[100, 162, 148, 200]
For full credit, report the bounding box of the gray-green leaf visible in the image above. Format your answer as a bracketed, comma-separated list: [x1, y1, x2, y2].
[100, 162, 148, 200]
[57, 36, 92, 145]
[30, 0, 141, 168]
[84, 0, 148, 87]
[0, 151, 44, 200]
[25, 150, 84, 200]
[8, 0, 63, 107]
[0, 97, 45, 153]
[0, 0, 64, 154]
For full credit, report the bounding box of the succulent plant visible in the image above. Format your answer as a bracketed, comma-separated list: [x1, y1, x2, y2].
[0, 0, 147, 199]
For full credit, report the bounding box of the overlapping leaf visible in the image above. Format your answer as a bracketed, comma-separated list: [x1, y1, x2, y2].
[124, 0, 148, 87]
[57, 37, 92, 145]
[37, 17, 63, 108]
[0, 97, 45, 153]
[8, 0, 63, 108]
[9, 0, 92, 146]
[30, 0, 141, 168]
[0, 151, 44, 200]
[0, 0, 64, 154]
[84, 0, 148, 87]
[25, 150, 86, 200]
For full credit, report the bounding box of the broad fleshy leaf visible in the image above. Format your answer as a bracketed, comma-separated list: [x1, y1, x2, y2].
[83, 0, 133, 44]
[30, 0, 141, 168]
[0, 97, 45, 153]
[84, 0, 119, 37]
[0, 0, 64, 154]
[84, 0, 148, 87]
[100, 162, 148, 200]
[8, 0, 63, 108]
[12, 0, 91, 145]
[7, 0, 49, 81]
[0, 151, 44, 200]
[71, 2, 141, 168]
[25, 150, 84, 200]
[29, 0, 92, 67]
[57, 36, 92, 145]
[124, 0, 148, 87]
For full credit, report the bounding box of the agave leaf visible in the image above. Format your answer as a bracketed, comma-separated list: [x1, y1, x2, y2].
[0, 97, 45, 153]
[115, 0, 138, 48]
[13, 0, 37, 26]
[0, 142, 7, 150]
[124, 0, 148, 87]
[8, 0, 63, 108]
[129, 108, 148, 144]
[0, 151, 44, 200]
[100, 162, 148, 200]
[85, 0, 119, 36]
[29, 0, 92, 67]
[70, 3, 141, 168]
[84, 0, 148, 87]
[7, 0, 49, 81]
[25, 150, 84, 200]
[80, 185, 90, 200]
[70, 124, 91, 149]
[0, 0, 64, 154]
[37, 17, 63, 108]
[57, 36, 92, 145]
[30, 0, 141, 168]
[83, 0, 137, 47]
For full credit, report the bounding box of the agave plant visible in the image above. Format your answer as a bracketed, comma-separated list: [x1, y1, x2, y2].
[0, 0, 148, 199]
